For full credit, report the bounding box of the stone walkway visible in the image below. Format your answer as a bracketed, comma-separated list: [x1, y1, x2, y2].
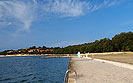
[68, 56, 133, 83]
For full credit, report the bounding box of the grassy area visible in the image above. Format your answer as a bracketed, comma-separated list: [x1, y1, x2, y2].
[88, 53, 133, 64]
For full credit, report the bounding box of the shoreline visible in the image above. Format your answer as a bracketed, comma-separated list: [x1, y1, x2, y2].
[1, 51, 133, 57]
[0, 54, 76, 57]
[67, 56, 77, 83]
[1, 52, 133, 65]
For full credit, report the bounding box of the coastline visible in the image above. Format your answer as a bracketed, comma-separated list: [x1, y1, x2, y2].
[65, 56, 72, 83]
[1, 52, 133, 57]
[0, 54, 76, 57]
[67, 56, 77, 83]
[1, 51, 133, 57]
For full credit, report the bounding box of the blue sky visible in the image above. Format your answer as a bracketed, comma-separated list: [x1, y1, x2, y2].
[0, 0, 133, 51]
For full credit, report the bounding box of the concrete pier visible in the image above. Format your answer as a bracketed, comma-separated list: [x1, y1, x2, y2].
[68, 56, 133, 83]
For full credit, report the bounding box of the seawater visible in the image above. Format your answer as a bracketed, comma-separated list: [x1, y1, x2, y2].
[0, 56, 69, 83]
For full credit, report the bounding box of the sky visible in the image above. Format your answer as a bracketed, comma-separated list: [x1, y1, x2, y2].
[0, 0, 133, 51]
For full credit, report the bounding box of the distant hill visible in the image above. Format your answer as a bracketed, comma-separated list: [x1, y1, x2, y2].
[1, 32, 133, 55]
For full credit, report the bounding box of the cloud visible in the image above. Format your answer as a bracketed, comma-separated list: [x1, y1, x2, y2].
[0, 0, 35, 31]
[0, 0, 121, 33]
[47, 0, 87, 17]
[87, 0, 121, 12]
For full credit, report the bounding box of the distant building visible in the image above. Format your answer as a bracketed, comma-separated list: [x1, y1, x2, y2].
[28, 49, 39, 52]
[39, 50, 46, 52]
[39, 49, 54, 52]
[14, 48, 54, 53]
[7, 50, 14, 53]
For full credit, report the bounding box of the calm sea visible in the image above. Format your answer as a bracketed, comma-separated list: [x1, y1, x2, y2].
[0, 56, 69, 83]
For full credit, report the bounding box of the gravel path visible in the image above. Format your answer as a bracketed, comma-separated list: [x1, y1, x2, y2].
[68, 56, 133, 83]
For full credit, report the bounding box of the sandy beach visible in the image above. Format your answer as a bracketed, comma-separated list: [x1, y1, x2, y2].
[68, 56, 133, 83]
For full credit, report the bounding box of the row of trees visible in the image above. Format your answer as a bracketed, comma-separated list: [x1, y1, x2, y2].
[1, 32, 133, 55]
[53, 32, 133, 54]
